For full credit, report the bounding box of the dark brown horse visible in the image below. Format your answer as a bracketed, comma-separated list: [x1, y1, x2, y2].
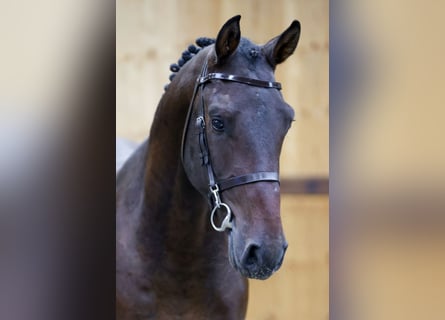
[116, 15, 301, 319]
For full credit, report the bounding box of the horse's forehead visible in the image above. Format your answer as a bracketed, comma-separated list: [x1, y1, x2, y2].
[212, 88, 232, 103]
[209, 86, 259, 108]
[210, 89, 232, 104]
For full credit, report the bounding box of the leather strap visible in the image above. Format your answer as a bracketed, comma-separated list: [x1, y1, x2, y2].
[180, 62, 208, 165]
[199, 73, 282, 90]
[181, 57, 282, 208]
[217, 172, 279, 191]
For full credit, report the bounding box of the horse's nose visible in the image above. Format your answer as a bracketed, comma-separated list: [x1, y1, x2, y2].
[240, 241, 287, 279]
[241, 242, 262, 269]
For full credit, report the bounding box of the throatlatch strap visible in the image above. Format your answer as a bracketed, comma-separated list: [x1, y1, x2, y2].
[217, 172, 280, 191]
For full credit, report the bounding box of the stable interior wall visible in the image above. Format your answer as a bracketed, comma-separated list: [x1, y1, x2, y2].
[116, 0, 328, 177]
[117, 1, 328, 319]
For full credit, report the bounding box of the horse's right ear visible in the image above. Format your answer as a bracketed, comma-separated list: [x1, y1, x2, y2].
[263, 20, 301, 68]
[215, 15, 241, 63]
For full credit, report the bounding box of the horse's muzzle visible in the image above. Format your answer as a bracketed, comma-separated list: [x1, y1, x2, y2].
[237, 240, 288, 280]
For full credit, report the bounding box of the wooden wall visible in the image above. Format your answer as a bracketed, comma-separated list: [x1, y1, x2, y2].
[117, 1, 328, 319]
[116, 0, 328, 177]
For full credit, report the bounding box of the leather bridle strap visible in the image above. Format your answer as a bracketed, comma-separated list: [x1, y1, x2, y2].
[196, 68, 281, 194]
[217, 172, 279, 192]
[181, 57, 282, 232]
[199, 73, 282, 90]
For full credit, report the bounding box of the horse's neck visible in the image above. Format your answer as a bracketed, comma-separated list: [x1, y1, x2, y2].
[137, 71, 217, 265]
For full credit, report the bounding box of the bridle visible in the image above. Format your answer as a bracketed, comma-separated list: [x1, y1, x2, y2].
[181, 56, 282, 232]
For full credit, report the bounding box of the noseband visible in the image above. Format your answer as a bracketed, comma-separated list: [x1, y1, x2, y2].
[181, 57, 281, 232]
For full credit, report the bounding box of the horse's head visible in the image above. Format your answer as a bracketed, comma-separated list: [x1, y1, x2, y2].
[182, 15, 300, 279]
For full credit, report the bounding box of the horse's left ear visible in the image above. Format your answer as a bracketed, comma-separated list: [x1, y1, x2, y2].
[263, 20, 301, 67]
[215, 15, 241, 63]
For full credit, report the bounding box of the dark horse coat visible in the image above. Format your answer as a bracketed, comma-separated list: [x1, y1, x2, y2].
[117, 15, 301, 320]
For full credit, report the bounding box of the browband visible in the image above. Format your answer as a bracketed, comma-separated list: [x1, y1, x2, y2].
[199, 73, 282, 90]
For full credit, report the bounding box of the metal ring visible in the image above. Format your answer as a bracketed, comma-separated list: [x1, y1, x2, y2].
[210, 203, 233, 232]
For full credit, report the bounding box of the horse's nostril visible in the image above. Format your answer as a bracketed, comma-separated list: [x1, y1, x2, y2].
[243, 243, 261, 267]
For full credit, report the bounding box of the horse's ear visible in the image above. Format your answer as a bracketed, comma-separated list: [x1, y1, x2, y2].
[263, 20, 301, 67]
[215, 15, 241, 63]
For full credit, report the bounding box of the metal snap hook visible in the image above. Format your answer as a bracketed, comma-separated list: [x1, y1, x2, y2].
[210, 202, 233, 232]
[196, 116, 205, 128]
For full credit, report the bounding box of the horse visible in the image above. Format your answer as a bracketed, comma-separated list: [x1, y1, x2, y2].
[116, 15, 301, 320]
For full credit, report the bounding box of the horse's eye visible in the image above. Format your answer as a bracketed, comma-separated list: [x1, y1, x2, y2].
[211, 118, 224, 131]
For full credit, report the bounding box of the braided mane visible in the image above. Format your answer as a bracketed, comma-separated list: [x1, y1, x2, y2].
[164, 37, 215, 91]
